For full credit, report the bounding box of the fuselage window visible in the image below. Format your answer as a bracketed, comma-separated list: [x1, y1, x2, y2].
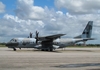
[23, 41, 30, 44]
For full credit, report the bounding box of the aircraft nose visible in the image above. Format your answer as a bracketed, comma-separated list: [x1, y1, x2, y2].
[6, 42, 19, 46]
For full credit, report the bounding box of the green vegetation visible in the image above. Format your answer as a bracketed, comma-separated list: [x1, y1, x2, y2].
[0, 43, 6, 47]
[70, 44, 100, 48]
[0, 43, 100, 47]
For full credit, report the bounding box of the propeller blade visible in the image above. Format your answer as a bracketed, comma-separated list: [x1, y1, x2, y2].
[35, 31, 39, 44]
[30, 32, 33, 38]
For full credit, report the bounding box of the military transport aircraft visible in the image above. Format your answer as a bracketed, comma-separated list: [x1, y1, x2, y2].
[6, 21, 94, 51]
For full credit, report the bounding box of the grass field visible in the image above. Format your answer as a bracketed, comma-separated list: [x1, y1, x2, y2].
[0, 45, 6, 47]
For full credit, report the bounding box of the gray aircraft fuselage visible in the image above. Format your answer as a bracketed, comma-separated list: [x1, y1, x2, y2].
[7, 38, 79, 49]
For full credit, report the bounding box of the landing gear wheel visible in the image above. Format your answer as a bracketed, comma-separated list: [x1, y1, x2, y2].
[13, 48, 16, 51]
[19, 48, 21, 50]
[46, 49, 48, 51]
[41, 49, 44, 51]
[50, 49, 53, 51]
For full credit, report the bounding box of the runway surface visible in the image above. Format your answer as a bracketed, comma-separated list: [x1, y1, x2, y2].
[0, 47, 100, 70]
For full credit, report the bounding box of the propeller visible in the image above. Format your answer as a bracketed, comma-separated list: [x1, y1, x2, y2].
[35, 31, 39, 44]
[30, 32, 33, 38]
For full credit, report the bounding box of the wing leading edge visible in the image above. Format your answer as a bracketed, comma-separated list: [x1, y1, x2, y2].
[37, 34, 66, 41]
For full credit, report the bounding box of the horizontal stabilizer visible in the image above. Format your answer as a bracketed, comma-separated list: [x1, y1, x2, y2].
[82, 38, 95, 41]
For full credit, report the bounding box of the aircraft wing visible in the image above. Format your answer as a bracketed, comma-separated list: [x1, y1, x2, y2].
[37, 34, 66, 41]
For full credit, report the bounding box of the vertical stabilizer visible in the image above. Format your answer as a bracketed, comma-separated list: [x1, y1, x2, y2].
[82, 21, 93, 38]
[74, 21, 93, 38]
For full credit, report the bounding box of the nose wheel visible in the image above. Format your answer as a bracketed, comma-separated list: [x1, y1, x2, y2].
[13, 48, 16, 51]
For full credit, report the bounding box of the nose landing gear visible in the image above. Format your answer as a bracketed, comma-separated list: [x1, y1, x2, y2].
[13, 47, 16, 51]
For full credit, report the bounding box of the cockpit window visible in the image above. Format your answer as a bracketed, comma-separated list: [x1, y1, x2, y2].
[10, 39, 17, 42]
[10, 39, 14, 42]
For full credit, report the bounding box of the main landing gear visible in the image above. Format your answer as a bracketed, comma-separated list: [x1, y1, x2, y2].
[41, 48, 53, 51]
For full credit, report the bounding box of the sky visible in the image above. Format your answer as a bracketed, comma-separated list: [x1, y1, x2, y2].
[0, 0, 100, 44]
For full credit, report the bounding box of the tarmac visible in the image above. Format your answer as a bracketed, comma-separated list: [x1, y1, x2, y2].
[0, 47, 100, 70]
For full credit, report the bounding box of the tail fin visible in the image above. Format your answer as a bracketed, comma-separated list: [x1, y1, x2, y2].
[74, 21, 93, 38]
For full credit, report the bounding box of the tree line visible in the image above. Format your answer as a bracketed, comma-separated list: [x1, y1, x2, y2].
[0, 43, 100, 47]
